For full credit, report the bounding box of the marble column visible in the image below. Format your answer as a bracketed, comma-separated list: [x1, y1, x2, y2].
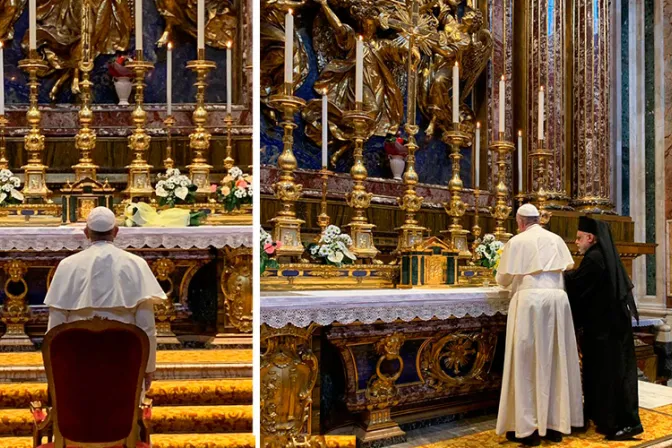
[527, 0, 571, 207]
[487, 0, 514, 195]
[572, 0, 614, 212]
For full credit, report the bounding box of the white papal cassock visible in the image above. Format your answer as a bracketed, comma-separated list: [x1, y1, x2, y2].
[44, 241, 167, 373]
[495, 224, 584, 438]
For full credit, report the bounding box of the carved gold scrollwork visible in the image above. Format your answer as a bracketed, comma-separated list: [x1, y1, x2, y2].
[0, 260, 32, 345]
[356, 333, 406, 442]
[261, 323, 320, 448]
[420, 331, 497, 390]
[151, 258, 178, 343]
[221, 246, 252, 333]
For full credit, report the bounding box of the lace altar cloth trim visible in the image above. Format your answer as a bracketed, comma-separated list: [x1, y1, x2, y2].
[260, 287, 512, 328]
[0, 226, 252, 251]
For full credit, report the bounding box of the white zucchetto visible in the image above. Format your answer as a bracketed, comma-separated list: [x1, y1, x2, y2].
[87, 206, 116, 232]
[516, 203, 540, 217]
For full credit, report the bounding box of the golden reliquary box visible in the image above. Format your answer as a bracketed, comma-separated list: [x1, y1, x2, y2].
[61, 177, 115, 224]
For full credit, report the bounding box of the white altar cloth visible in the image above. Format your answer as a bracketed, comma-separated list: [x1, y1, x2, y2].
[261, 287, 511, 328]
[0, 226, 252, 251]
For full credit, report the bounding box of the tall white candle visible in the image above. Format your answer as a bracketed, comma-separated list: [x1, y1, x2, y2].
[197, 0, 205, 50]
[538, 86, 544, 140]
[226, 41, 232, 115]
[135, 0, 142, 51]
[284, 10, 294, 87]
[355, 36, 363, 103]
[167, 42, 172, 116]
[474, 122, 480, 187]
[498, 75, 505, 134]
[518, 130, 523, 192]
[29, 0, 36, 50]
[322, 89, 328, 167]
[452, 62, 459, 123]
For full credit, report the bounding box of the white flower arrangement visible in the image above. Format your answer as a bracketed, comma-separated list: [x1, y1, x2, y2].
[0, 169, 24, 206]
[308, 225, 356, 267]
[155, 168, 197, 207]
[475, 233, 504, 271]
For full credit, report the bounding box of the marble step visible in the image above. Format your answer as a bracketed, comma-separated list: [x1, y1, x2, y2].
[0, 378, 252, 408]
[0, 349, 252, 382]
[0, 433, 256, 448]
[0, 405, 253, 437]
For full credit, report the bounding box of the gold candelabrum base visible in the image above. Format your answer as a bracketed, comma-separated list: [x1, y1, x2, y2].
[186, 54, 217, 196]
[223, 114, 235, 171]
[163, 115, 175, 169]
[441, 124, 472, 258]
[72, 57, 98, 181]
[317, 168, 332, 234]
[471, 189, 482, 261]
[395, 123, 426, 253]
[268, 85, 306, 259]
[489, 135, 514, 242]
[18, 55, 51, 201]
[530, 140, 552, 225]
[124, 50, 155, 199]
[343, 104, 378, 260]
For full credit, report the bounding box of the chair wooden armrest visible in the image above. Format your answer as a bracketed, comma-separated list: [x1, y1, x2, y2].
[30, 401, 53, 447]
[138, 398, 153, 443]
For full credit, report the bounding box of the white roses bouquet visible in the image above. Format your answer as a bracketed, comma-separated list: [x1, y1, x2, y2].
[0, 169, 24, 206]
[475, 234, 504, 272]
[307, 225, 356, 267]
[216, 166, 253, 212]
[155, 168, 197, 207]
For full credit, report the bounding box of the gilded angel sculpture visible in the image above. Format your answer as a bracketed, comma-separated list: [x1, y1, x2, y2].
[0, 0, 25, 42]
[155, 0, 237, 48]
[303, 0, 404, 165]
[419, 2, 492, 136]
[21, 0, 131, 100]
[260, 0, 309, 106]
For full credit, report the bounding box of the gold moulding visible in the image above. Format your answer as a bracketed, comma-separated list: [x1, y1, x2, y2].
[260, 263, 399, 291]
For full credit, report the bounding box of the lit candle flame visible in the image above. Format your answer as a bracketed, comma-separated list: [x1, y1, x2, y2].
[167, 42, 173, 50]
[476, 122, 481, 129]
[518, 130, 522, 136]
[227, 41, 232, 48]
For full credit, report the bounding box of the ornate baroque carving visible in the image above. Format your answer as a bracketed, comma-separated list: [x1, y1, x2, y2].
[260, 323, 320, 448]
[0, 260, 32, 345]
[420, 331, 498, 390]
[221, 246, 252, 333]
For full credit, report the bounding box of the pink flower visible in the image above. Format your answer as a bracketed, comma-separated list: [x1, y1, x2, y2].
[264, 240, 283, 254]
[211, 184, 218, 193]
[236, 179, 248, 189]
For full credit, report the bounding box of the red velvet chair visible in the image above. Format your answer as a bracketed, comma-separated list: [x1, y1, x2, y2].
[32, 318, 152, 448]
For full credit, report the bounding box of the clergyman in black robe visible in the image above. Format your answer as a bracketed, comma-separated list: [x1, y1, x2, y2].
[563, 216, 643, 441]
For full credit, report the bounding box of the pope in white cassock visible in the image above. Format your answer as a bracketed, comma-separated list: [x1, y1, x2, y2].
[494, 204, 583, 446]
[44, 207, 167, 393]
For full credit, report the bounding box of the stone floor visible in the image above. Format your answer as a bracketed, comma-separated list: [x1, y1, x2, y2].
[388, 381, 672, 448]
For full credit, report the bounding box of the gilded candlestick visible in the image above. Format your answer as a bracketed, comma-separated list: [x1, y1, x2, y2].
[441, 122, 472, 258]
[489, 132, 515, 242]
[72, 61, 97, 181]
[395, 123, 426, 252]
[317, 168, 332, 234]
[223, 114, 235, 171]
[73, 0, 97, 181]
[18, 53, 50, 200]
[343, 102, 377, 259]
[0, 115, 7, 170]
[530, 140, 552, 225]
[124, 50, 154, 199]
[163, 115, 175, 169]
[471, 189, 482, 260]
[267, 82, 306, 258]
[186, 51, 217, 196]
